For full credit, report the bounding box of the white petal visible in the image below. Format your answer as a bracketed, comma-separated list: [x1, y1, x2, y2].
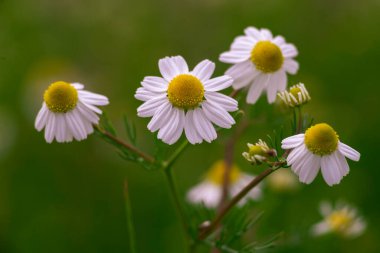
[184, 110, 203, 144]
[311, 221, 330, 236]
[219, 50, 250, 64]
[159, 56, 188, 81]
[55, 114, 66, 142]
[287, 144, 307, 166]
[321, 154, 344, 186]
[191, 60, 215, 82]
[35, 103, 49, 131]
[187, 181, 221, 208]
[71, 83, 84, 90]
[272, 35, 286, 46]
[44, 113, 56, 143]
[244, 27, 262, 40]
[78, 90, 109, 106]
[76, 102, 100, 124]
[204, 92, 238, 112]
[246, 74, 268, 104]
[336, 151, 350, 177]
[226, 61, 259, 90]
[283, 59, 299, 75]
[281, 43, 298, 58]
[65, 110, 87, 141]
[230, 36, 255, 52]
[193, 108, 217, 143]
[141, 76, 168, 92]
[202, 101, 235, 128]
[338, 142, 360, 161]
[281, 134, 305, 149]
[134, 87, 158, 102]
[204, 75, 233, 92]
[137, 95, 167, 117]
[157, 108, 184, 145]
[260, 28, 273, 40]
[147, 101, 172, 132]
[266, 71, 287, 103]
[298, 154, 321, 184]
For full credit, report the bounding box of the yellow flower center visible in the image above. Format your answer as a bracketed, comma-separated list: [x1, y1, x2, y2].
[327, 210, 353, 232]
[167, 74, 204, 109]
[248, 145, 267, 157]
[304, 123, 339, 156]
[206, 160, 241, 185]
[251, 41, 284, 73]
[44, 81, 78, 113]
[290, 87, 301, 98]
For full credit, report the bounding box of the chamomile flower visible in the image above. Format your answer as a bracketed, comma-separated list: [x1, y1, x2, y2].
[135, 56, 238, 145]
[187, 160, 261, 208]
[281, 123, 360, 186]
[35, 81, 109, 143]
[242, 139, 275, 164]
[278, 83, 310, 107]
[220, 27, 299, 104]
[311, 201, 366, 238]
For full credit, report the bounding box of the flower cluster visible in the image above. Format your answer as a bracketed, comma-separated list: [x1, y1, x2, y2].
[33, 25, 365, 246]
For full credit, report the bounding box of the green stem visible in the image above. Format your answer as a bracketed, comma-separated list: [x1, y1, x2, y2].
[163, 140, 189, 170]
[124, 180, 137, 253]
[164, 166, 190, 252]
[296, 106, 303, 134]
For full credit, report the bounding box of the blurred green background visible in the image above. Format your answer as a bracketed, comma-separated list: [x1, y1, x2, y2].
[1, 0, 379, 252]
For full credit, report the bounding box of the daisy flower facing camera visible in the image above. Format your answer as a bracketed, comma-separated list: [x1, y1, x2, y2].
[281, 123, 360, 186]
[187, 160, 261, 208]
[220, 27, 299, 104]
[312, 201, 366, 238]
[35, 81, 109, 143]
[135, 56, 238, 145]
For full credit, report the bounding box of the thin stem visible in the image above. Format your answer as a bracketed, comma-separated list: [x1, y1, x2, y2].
[164, 166, 190, 252]
[198, 167, 276, 240]
[124, 180, 137, 253]
[296, 106, 303, 134]
[94, 125, 155, 163]
[162, 140, 189, 170]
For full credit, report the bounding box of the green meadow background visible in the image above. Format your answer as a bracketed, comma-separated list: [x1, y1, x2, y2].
[0, 0, 379, 252]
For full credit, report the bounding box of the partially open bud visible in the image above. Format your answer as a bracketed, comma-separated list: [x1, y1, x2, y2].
[278, 83, 311, 107]
[242, 139, 276, 165]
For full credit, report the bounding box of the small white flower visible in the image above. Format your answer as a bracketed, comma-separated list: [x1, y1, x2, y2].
[220, 26, 299, 104]
[187, 160, 261, 208]
[135, 56, 238, 145]
[278, 83, 311, 107]
[267, 168, 300, 193]
[35, 81, 109, 143]
[311, 201, 366, 238]
[242, 139, 273, 164]
[281, 123, 360, 186]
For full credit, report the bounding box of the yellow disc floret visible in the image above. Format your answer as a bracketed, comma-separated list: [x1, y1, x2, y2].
[251, 41, 284, 73]
[44, 81, 78, 113]
[167, 74, 204, 109]
[206, 160, 241, 185]
[289, 87, 301, 98]
[248, 145, 267, 157]
[327, 210, 353, 233]
[304, 123, 339, 156]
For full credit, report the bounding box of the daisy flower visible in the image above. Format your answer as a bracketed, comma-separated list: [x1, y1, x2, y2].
[311, 201, 366, 238]
[220, 26, 299, 104]
[187, 160, 261, 208]
[135, 56, 238, 145]
[281, 123, 360, 186]
[277, 82, 311, 107]
[35, 81, 109, 143]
